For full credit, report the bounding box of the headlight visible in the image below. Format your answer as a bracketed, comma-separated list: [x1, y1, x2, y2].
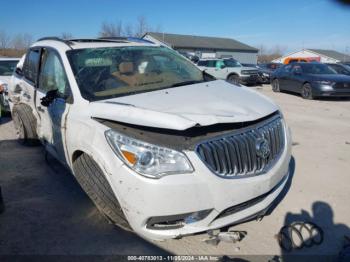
[315, 80, 334, 86]
[105, 130, 194, 178]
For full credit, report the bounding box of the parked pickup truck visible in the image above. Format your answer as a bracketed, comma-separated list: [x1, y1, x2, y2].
[197, 58, 259, 85]
[9, 37, 292, 241]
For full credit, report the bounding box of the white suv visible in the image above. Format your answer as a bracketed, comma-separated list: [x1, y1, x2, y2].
[0, 57, 20, 115]
[197, 58, 259, 85]
[9, 37, 292, 241]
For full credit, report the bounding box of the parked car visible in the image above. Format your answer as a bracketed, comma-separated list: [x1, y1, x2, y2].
[326, 63, 350, 76]
[257, 63, 283, 84]
[271, 62, 350, 99]
[0, 57, 20, 115]
[197, 58, 259, 85]
[10, 37, 292, 241]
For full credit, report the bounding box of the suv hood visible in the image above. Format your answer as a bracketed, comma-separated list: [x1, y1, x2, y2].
[241, 66, 258, 71]
[89, 80, 278, 130]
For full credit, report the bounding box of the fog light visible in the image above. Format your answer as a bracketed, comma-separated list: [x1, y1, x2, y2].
[147, 209, 212, 230]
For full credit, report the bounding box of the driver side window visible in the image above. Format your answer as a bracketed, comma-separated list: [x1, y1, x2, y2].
[39, 49, 70, 96]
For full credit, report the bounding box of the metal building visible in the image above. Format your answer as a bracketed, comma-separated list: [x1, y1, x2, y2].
[143, 32, 259, 64]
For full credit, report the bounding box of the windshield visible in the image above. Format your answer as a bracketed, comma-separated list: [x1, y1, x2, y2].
[67, 46, 205, 101]
[301, 63, 337, 75]
[0, 60, 19, 76]
[223, 59, 242, 67]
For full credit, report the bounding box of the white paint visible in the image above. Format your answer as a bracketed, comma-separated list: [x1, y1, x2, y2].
[9, 38, 292, 241]
[90, 80, 278, 130]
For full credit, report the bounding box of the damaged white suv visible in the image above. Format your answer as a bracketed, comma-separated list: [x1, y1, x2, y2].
[9, 37, 292, 240]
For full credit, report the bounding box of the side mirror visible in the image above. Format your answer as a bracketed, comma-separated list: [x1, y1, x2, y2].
[220, 64, 226, 69]
[15, 67, 23, 76]
[294, 70, 301, 75]
[41, 89, 58, 107]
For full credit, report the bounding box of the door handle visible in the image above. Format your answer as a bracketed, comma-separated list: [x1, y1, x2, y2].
[37, 106, 45, 113]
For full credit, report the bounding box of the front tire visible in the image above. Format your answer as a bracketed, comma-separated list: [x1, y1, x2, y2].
[73, 153, 132, 231]
[12, 104, 39, 146]
[272, 79, 280, 92]
[301, 83, 314, 100]
[227, 74, 240, 85]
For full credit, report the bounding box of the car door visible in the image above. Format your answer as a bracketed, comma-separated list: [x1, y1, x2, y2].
[35, 47, 72, 164]
[203, 60, 220, 78]
[278, 64, 293, 91]
[17, 48, 41, 112]
[214, 60, 229, 79]
[288, 64, 304, 93]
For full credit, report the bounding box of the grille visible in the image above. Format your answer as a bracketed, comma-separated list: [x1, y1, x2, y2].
[196, 115, 285, 178]
[334, 82, 350, 89]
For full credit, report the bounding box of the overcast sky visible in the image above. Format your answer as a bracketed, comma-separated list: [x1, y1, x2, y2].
[1, 0, 349, 54]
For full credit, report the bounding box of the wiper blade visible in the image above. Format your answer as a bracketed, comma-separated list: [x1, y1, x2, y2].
[171, 80, 203, 87]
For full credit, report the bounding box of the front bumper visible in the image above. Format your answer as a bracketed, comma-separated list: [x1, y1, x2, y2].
[312, 84, 350, 97]
[317, 90, 350, 97]
[102, 123, 292, 241]
[240, 75, 259, 85]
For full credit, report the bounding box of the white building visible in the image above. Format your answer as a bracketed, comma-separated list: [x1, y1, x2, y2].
[273, 49, 350, 64]
[143, 32, 259, 64]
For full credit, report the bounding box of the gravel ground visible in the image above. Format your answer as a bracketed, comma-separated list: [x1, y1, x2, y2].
[0, 85, 349, 259]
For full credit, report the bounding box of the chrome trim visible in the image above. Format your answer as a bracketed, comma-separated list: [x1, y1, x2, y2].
[195, 114, 285, 179]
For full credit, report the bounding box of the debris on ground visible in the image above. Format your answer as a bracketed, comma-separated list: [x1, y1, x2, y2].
[276, 221, 323, 252]
[204, 229, 247, 246]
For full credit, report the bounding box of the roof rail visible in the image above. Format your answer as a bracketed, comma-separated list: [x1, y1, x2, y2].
[37, 37, 74, 49]
[99, 37, 154, 44]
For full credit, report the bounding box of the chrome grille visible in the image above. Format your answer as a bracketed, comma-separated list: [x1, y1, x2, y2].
[196, 115, 285, 178]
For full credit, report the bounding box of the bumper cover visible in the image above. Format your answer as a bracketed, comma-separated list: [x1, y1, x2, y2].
[101, 122, 292, 240]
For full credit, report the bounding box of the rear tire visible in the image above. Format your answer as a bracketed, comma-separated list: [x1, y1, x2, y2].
[73, 153, 132, 231]
[12, 104, 39, 146]
[227, 74, 240, 85]
[272, 79, 280, 92]
[301, 83, 314, 100]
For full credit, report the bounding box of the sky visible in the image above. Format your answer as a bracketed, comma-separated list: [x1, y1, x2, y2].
[1, 0, 350, 54]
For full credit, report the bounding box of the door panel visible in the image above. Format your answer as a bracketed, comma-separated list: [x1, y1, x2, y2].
[278, 65, 293, 91]
[36, 48, 71, 164]
[288, 65, 304, 93]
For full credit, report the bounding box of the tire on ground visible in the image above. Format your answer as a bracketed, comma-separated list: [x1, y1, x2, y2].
[227, 74, 240, 85]
[12, 104, 39, 146]
[73, 153, 132, 231]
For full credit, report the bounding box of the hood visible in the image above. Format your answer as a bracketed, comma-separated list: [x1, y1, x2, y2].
[241, 66, 258, 71]
[89, 80, 278, 130]
[309, 74, 350, 82]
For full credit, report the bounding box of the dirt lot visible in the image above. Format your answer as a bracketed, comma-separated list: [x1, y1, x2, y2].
[1, 85, 350, 259]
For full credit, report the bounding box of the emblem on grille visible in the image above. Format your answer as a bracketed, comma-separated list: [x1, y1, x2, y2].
[256, 138, 270, 159]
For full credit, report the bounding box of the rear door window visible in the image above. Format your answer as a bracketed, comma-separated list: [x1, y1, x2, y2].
[23, 49, 40, 83]
[207, 60, 216, 67]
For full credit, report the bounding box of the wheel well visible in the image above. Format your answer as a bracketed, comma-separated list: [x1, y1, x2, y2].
[72, 150, 84, 163]
[227, 73, 239, 79]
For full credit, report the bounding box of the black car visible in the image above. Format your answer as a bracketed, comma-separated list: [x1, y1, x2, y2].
[257, 63, 282, 84]
[271, 62, 350, 99]
[326, 63, 350, 76]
